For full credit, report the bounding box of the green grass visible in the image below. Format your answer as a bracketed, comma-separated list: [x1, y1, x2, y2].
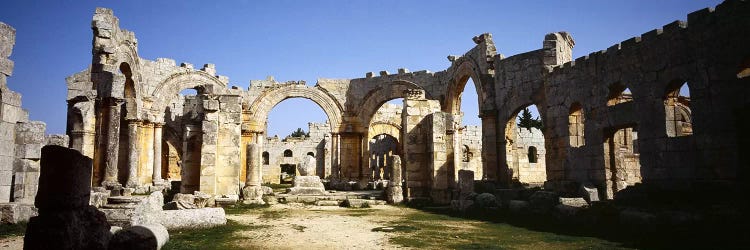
[223, 203, 270, 215]
[0, 222, 26, 239]
[386, 210, 630, 249]
[162, 220, 265, 250]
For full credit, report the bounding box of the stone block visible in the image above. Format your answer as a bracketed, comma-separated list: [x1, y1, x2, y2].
[156, 208, 226, 230]
[0, 203, 37, 224]
[35, 145, 92, 210]
[15, 143, 42, 160]
[508, 200, 529, 213]
[13, 158, 39, 172]
[579, 183, 600, 202]
[108, 223, 169, 250]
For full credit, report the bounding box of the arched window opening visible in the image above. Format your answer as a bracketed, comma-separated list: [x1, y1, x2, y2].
[262, 151, 269, 165]
[180, 88, 198, 96]
[120, 63, 135, 99]
[569, 102, 585, 147]
[462, 145, 471, 162]
[307, 152, 314, 157]
[283, 149, 293, 157]
[607, 83, 633, 106]
[505, 104, 546, 184]
[664, 81, 692, 137]
[528, 146, 538, 163]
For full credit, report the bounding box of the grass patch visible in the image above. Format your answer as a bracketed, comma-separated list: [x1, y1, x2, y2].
[0, 222, 26, 239]
[224, 203, 270, 215]
[385, 210, 630, 249]
[163, 219, 262, 250]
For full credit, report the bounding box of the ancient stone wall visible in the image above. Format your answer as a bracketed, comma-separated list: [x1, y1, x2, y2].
[0, 22, 66, 205]
[60, 1, 750, 200]
[262, 123, 331, 184]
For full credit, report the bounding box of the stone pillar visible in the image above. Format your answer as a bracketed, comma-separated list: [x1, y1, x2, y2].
[126, 120, 139, 188]
[386, 155, 403, 204]
[480, 111, 500, 182]
[451, 169, 475, 211]
[102, 99, 124, 188]
[242, 143, 263, 204]
[25, 145, 111, 250]
[152, 123, 163, 185]
[330, 133, 340, 180]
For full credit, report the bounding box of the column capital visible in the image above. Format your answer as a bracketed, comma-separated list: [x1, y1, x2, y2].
[153, 123, 165, 128]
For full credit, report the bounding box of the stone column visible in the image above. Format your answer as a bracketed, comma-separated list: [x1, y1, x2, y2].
[102, 99, 124, 188]
[242, 143, 263, 204]
[126, 120, 140, 187]
[330, 133, 340, 180]
[152, 123, 163, 185]
[480, 111, 500, 182]
[386, 155, 403, 204]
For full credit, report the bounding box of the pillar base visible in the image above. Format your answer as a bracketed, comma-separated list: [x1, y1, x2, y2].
[101, 180, 121, 190]
[241, 186, 265, 204]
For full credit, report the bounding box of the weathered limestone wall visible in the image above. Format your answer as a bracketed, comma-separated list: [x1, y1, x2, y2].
[459, 125, 482, 180]
[262, 123, 330, 184]
[0, 22, 66, 204]
[401, 89, 442, 201]
[507, 128, 546, 185]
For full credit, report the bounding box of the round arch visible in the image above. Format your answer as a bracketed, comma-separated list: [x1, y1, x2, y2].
[247, 84, 343, 133]
[443, 59, 492, 115]
[149, 71, 228, 120]
[368, 121, 401, 143]
[357, 80, 426, 129]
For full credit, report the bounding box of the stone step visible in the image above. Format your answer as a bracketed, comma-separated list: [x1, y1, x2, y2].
[107, 196, 141, 205]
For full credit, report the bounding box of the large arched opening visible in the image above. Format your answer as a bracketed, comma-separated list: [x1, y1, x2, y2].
[266, 97, 330, 183]
[504, 104, 547, 186]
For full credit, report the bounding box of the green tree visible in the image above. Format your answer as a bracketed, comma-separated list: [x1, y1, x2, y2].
[517, 108, 543, 131]
[288, 128, 309, 138]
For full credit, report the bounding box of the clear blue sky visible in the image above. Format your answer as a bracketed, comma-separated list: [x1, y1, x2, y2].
[0, 0, 720, 136]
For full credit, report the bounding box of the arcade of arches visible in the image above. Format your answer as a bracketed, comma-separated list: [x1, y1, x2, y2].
[60, 7, 750, 204]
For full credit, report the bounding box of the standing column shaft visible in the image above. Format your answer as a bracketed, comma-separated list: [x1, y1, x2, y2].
[246, 143, 260, 186]
[331, 134, 340, 179]
[152, 123, 163, 184]
[126, 121, 139, 187]
[102, 99, 123, 188]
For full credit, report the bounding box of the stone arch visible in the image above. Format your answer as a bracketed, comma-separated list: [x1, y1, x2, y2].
[357, 80, 424, 129]
[664, 80, 692, 137]
[283, 149, 293, 157]
[443, 59, 492, 114]
[367, 121, 401, 143]
[607, 82, 634, 106]
[503, 103, 547, 182]
[247, 84, 343, 133]
[149, 71, 227, 121]
[569, 102, 585, 147]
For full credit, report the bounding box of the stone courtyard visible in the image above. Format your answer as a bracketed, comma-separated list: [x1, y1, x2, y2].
[0, 0, 748, 249]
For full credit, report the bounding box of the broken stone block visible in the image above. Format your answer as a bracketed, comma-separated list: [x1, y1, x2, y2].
[157, 208, 227, 230]
[109, 223, 169, 250]
[0, 203, 37, 224]
[528, 191, 560, 213]
[297, 155, 315, 176]
[286, 176, 326, 195]
[163, 201, 198, 210]
[508, 200, 529, 213]
[475, 193, 499, 209]
[579, 183, 599, 202]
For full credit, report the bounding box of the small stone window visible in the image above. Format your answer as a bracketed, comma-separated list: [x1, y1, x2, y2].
[528, 146, 538, 163]
[262, 152, 269, 165]
[607, 83, 633, 106]
[461, 145, 471, 162]
[307, 152, 314, 157]
[283, 149, 293, 157]
[664, 81, 692, 137]
[568, 102, 585, 147]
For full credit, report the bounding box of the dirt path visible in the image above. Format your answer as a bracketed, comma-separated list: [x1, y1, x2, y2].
[0, 236, 22, 250]
[230, 203, 410, 250]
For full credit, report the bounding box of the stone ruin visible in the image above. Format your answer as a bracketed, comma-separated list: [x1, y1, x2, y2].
[58, 2, 750, 204]
[0, 0, 747, 246]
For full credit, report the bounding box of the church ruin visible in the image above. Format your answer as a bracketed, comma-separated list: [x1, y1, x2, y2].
[58, 2, 750, 204]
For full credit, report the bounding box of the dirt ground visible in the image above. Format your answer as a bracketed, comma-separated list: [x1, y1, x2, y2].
[230, 203, 410, 249]
[0, 236, 22, 250]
